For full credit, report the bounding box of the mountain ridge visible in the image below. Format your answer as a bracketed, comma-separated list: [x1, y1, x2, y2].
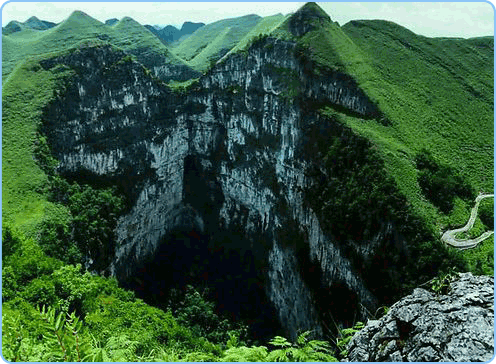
[2, 2, 493, 361]
[2, 10, 199, 81]
[2, 16, 57, 35]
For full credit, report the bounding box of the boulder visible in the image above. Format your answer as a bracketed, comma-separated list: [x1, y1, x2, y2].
[346, 272, 494, 362]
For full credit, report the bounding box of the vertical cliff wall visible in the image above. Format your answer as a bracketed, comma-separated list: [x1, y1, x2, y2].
[41, 40, 408, 340]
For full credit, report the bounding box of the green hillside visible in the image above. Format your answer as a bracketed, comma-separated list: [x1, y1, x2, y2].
[2, 54, 73, 237]
[1, 3, 493, 361]
[1, 47, 265, 362]
[222, 14, 288, 58]
[2, 21, 25, 35]
[171, 14, 262, 72]
[268, 2, 493, 274]
[341, 20, 493, 199]
[2, 16, 56, 35]
[272, 3, 493, 226]
[2, 10, 190, 80]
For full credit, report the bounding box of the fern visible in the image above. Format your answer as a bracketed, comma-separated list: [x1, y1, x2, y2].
[265, 331, 338, 362]
[336, 322, 364, 358]
[39, 305, 92, 361]
[222, 346, 269, 362]
[270, 335, 292, 348]
[2, 310, 27, 362]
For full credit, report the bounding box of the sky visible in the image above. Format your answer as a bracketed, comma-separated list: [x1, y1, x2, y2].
[0, 1, 494, 38]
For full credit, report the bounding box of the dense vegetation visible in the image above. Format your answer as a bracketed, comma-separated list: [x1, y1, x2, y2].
[269, 3, 493, 217]
[0, 40, 343, 362]
[305, 114, 469, 303]
[277, 3, 494, 278]
[2, 2, 493, 361]
[415, 150, 475, 214]
[2, 10, 190, 81]
[2, 235, 341, 361]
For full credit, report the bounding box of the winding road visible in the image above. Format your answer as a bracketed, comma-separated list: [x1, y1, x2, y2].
[441, 193, 494, 250]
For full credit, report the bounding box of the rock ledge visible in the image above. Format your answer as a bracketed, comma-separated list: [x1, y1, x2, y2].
[346, 273, 494, 362]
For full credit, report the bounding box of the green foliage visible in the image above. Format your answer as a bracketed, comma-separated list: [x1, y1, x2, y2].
[307, 124, 413, 242]
[37, 220, 82, 265]
[340, 19, 493, 200]
[38, 305, 92, 361]
[17, 264, 130, 317]
[221, 345, 270, 362]
[67, 183, 125, 269]
[33, 133, 59, 174]
[265, 332, 337, 362]
[167, 78, 200, 94]
[268, 65, 300, 99]
[219, 331, 338, 362]
[463, 235, 494, 276]
[428, 267, 459, 295]
[2, 55, 74, 238]
[2, 237, 63, 302]
[226, 14, 288, 57]
[169, 285, 247, 345]
[454, 216, 487, 240]
[2, 226, 21, 259]
[478, 198, 494, 230]
[3, 11, 189, 80]
[416, 149, 475, 213]
[171, 14, 262, 71]
[37, 173, 126, 268]
[2, 300, 94, 362]
[444, 197, 472, 229]
[276, 5, 493, 275]
[336, 322, 364, 358]
[85, 295, 219, 360]
[2, 302, 43, 362]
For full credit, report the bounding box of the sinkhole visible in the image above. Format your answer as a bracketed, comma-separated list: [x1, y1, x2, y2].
[118, 154, 282, 340]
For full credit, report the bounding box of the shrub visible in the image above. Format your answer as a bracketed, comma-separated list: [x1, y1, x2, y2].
[169, 285, 247, 345]
[478, 198, 494, 230]
[416, 150, 475, 214]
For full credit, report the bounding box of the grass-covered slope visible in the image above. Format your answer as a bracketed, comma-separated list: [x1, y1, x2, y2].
[2, 16, 56, 35]
[279, 3, 493, 275]
[2, 55, 74, 238]
[171, 14, 262, 72]
[2, 10, 191, 80]
[274, 3, 493, 228]
[23, 16, 57, 30]
[342, 23, 493, 233]
[222, 14, 288, 58]
[110, 16, 188, 68]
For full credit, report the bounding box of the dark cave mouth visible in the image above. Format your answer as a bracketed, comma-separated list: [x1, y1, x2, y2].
[119, 225, 282, 341]
[113, 153, 364, 342]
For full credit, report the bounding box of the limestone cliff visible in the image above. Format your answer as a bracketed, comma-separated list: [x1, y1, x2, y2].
[39, 37, 411, 340]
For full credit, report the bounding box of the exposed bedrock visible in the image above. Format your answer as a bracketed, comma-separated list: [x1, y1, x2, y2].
[42, 41, 403, 340]
[346, 273, 494, 362]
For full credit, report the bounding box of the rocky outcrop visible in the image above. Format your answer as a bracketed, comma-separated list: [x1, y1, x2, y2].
[39, 36, 403, 340]
[346, 273, 494, 362]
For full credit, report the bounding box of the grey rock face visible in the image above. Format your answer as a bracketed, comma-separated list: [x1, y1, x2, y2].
[346, 273, 494, 362]
[40, 40, 402, 339]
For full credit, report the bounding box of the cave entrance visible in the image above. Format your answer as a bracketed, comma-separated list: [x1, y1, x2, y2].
[120, 153, 282, 340]
[122, 226, 281, 341]
[321, 282, 360, 333]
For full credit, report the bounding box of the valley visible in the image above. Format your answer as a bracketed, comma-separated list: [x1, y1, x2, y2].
[2, 2, 493, 361]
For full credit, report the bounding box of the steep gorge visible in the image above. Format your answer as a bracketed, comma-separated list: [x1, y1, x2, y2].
[40, 35, 428, 340]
